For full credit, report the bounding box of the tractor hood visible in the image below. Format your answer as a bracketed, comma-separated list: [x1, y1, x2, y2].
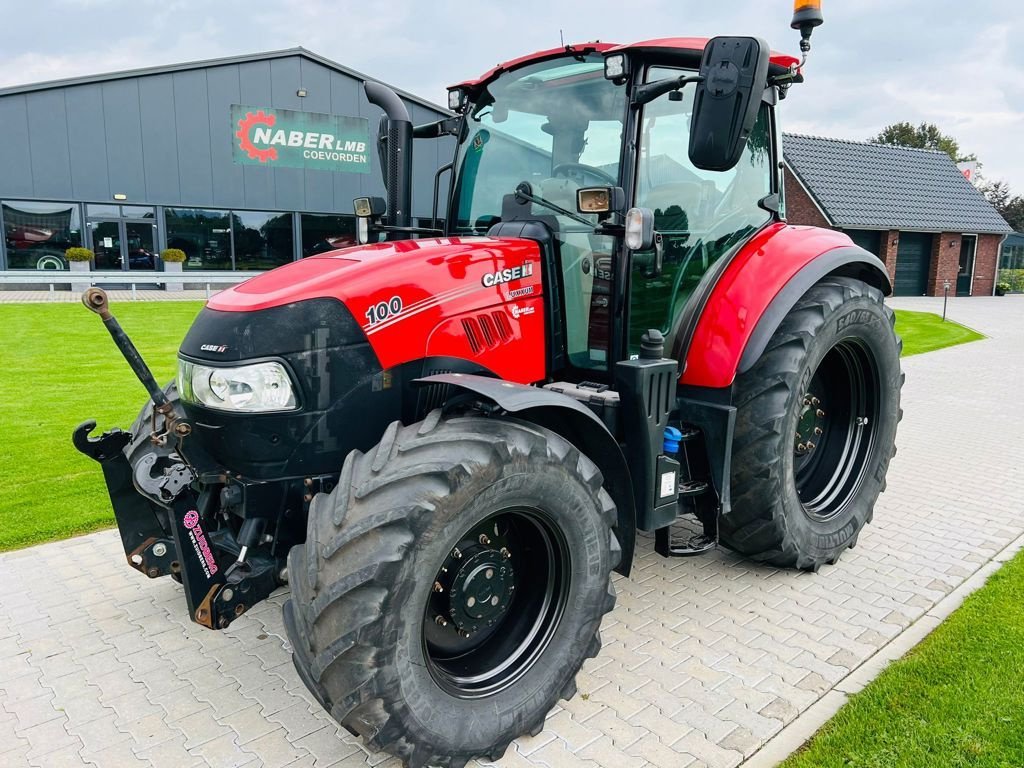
[197, 236, 547, 381]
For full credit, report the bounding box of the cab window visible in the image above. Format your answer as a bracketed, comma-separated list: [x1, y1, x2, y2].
[628, 66, 773, 355]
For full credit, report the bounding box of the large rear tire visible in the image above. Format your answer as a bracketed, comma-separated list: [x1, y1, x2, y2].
[721, 277, 903, 570]
[284, 411, 619, 768]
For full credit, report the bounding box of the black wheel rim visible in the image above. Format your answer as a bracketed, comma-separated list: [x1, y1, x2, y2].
[793, 338, 881, 521]
[422, 508, 570, 699]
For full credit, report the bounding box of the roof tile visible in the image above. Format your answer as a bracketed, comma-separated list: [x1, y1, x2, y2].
[782, 133, 1012, 234]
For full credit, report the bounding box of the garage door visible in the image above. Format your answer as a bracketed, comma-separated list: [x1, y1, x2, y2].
[893, 232, 933, 296]
[845, 229, 881, 256]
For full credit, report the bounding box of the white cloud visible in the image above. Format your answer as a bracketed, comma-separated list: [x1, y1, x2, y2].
[2, 0, 1022, 190]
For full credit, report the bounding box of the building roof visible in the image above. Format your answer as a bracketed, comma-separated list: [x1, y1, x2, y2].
[0, 47, 448, 114]
[783, 133, 1013, 234]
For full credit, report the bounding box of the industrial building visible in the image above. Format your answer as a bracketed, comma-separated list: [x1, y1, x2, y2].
[0, 49, 452, 279]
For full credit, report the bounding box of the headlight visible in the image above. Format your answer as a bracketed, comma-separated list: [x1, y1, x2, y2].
[178, 360, 298, 412]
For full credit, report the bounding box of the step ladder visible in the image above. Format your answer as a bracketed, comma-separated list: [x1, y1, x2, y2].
[655, 425, 719, 558]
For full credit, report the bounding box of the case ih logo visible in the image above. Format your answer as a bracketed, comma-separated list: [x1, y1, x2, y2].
[231, 104, 371, 174]
[482, 262, 534, 287]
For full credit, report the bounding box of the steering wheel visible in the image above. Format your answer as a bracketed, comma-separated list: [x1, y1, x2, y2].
[552, 162, 617, 186]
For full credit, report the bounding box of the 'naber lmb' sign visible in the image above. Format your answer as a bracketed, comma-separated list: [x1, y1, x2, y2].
[231, 104, 371, 173]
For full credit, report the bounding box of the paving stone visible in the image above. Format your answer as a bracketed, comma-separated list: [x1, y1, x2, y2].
[2, 296, 1023, 767]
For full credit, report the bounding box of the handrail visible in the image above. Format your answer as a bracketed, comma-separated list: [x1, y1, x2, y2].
[0, 270, 263, 300]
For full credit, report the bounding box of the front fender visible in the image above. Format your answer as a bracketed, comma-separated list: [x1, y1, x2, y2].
[681, 225, 891, 389]
[416, 373, 637, 576]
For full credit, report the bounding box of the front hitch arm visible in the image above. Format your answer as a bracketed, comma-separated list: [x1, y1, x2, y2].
[82, 287, 174, 416]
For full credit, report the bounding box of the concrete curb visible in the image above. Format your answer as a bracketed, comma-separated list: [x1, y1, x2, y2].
[741, 528, 1024, 767]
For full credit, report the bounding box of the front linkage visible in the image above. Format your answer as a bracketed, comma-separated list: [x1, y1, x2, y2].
[73, 288, 284, 630]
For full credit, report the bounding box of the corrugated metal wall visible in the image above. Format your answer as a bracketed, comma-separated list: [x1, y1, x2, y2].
[0, 54, 452, 218]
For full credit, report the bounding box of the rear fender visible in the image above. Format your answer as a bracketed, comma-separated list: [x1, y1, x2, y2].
[681, 225, 891, 389]
[415, 373, 636, 576]
[738, 245, 891, 374]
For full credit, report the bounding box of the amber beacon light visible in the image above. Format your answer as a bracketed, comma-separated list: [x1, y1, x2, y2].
[791, 0, 824, 57]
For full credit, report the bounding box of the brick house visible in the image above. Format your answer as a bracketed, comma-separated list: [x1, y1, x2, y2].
[782, 134, 1013, 296]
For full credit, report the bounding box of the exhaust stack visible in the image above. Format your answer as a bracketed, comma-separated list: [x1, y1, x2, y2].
[364, 81, 413, 230]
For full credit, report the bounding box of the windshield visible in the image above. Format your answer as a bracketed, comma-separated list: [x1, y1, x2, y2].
[451, 54, 628, 234]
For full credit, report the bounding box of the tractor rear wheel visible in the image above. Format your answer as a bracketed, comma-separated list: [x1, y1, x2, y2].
[721, 277, 903, 570]
[283, 411, 619, 768]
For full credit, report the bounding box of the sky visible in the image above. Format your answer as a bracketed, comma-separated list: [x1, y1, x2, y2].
[1, 0, 1022, 191]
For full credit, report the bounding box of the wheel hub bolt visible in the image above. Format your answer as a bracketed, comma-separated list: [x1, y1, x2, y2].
[796, 443, 807, 454]
[433, 581, 444, 593]
[816, 409, 825, 418]
[485, 569, 494, 579]
[500, 547, 511, 559]
[811, 396, 820, 406]
[152, 543, 167, 557]
[814, 427, 823, 436]
[806, 441, 816, 450]
[491, 596, 499, 606]
[435, 615, 448, 627]
[458, 629, 471, 638]
[467, 597, 476, 608]
[451, 547, 462, 559]
[479, 534, 491, 545]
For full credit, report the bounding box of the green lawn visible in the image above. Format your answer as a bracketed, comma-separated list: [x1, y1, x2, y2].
[0, 301, 203, 551]
[0, 303, 985, 553]
[781, 549, 1024, 768]
[894, 309, 985, 357]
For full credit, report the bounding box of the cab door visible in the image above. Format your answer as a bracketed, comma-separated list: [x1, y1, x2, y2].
[626, 66, 775, 360]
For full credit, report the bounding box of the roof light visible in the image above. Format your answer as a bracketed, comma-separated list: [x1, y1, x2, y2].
[791, 0, 824, 30]
[448, 88, 466, 111]
[604, 53, 630, 82]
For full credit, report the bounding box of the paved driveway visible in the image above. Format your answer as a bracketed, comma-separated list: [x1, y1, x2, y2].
[2, 296, 1023, 768]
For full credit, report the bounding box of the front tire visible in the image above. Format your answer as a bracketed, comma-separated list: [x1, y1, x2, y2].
[721, 277, 903, 570]
[284, 411, 619, 767]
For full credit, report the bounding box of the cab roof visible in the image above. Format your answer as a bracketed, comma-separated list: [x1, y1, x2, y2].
[454, 38, 800, 91]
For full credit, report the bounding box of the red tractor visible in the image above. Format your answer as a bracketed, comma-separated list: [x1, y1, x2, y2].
[76, 4, 902, 766]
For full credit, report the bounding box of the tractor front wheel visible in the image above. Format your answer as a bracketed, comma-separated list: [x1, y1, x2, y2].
[721, 277, 903, 570]
[284, 412, 619, 768]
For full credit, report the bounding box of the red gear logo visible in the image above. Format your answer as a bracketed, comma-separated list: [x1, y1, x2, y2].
[236, 110, 278, 163]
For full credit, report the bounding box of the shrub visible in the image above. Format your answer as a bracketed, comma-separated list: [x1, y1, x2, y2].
[160, 248, 187, 263]
[65, 247, 94, 262]
[997, 269, 1024, 293]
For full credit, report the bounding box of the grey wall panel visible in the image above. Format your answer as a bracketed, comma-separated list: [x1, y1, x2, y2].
[237, 61, 275, 211]
[206, 67, 243, 208]
[299, 59, 335, 213]
[1, 52, 448, 221]
[65, 85, 110, 201]
[269, 58, 305, 211]
[138, 75, 181, 204]
[173, 70, 214, 206]
[25, 90, 73, 199]
[0, 95, 36, 198]
[102, 80, 147, 200]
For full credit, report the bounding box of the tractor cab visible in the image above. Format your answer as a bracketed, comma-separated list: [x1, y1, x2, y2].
[368, 37, 800, 379]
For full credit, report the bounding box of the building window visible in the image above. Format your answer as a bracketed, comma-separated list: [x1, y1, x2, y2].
[165, 208, 233, 270]
[300, 213, 356, 256]
[2, 200, 82, 270]
[233, 211, 294, 270]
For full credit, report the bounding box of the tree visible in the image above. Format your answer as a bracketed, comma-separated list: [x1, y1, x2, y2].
[980, 180, 1024, 232]
[869, 121, 976, 163]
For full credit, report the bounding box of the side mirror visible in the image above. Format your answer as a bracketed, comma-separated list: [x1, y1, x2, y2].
[688, 36, 770, 172]
[354, 196, 386, 245]
[577, 186, 626, 218]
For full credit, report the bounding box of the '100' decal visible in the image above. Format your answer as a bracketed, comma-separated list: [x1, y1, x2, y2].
[365, 296, 403, 326]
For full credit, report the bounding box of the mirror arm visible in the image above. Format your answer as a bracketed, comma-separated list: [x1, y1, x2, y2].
[514, 183, 595, 227]
[412, 116, 462, 139]
[632, 75, 704, 107]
